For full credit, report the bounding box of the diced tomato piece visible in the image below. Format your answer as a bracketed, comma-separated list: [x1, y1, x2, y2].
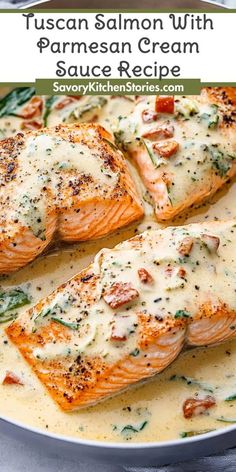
[201, 234, 220, 253]
[141, 109, 158, 124]
[155, 96, 174, 114]
[183, 396, 216, 419]
[111, 333, 127, 341]
[178, 237, 194, 257]
[165, 266, 186, 278]
[165, 266, 173, 277]
[68, 95, 82, 100]
[18, 96, 43, 119]
[21, 119, 43, 131]
[142, 124, 174, 140]
[138, 268, 154, 284]
[2, 371, 23, 386]
[55, 97, 80, 110]
[103, 282, 139, 309]
[152, 140, 179, 158]
[178, 267, 186, 278]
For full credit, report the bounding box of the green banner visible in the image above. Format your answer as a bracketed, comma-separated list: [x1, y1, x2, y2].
[35, 78, 202, 96]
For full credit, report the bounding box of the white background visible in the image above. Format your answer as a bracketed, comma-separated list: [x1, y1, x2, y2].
[0, 12, 235, 82]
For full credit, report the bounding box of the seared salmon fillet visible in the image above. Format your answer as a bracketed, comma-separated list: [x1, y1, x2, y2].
[6, 220, 236, 410]
[0, 123, 143, 274]
[116, 88, 236, 221]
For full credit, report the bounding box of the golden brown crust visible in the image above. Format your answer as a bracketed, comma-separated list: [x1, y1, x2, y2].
[0, 123, 143, 273]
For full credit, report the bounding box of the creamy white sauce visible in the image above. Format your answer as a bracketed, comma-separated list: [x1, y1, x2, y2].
[0, 95, 236, 443]
[2, 127, 118, 239]
[0, 116, 22, 139]
[117, 95, 236, 210]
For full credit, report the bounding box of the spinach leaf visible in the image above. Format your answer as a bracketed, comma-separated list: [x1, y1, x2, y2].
[33, 307, 52, 327]
[203, 144, 235, 177]
[130, 348, 140, 357]
[43, 95, 59, 126]
[0, 288, 30, 323]
[169, 375, 214, 393]
[180, 429, 215, 438]
[211, 148, 231, 177]
[0, 87, 35, 118]
[113, 129, 131, 152]
[140, 138, 157, 167]
[71, 96, 107, 120]
[225, 394, 236, 402]
[32, 294, 73, 330]
[199, 105, 219, 129]
[121, 421, 148, 435]
[51, 317, 80, 331]
[216, 416, 236, 423]
[175, 310, 191, 319]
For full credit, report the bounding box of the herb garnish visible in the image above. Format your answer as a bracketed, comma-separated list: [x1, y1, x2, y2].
[130, 348, 140, 357]
[174, 310, 191, 319]
[0, 288, 30, 323]
[121, 421, 148, 435]
[71, 96, 107, 120]
[43, 96, 59, 126]
[0, 87, 35, 118]
[51, 317, 80, 330]
[180, 429, 215, 438]
[224, 394, 236, 402]
[169, 375, 214, 393]
[216, 416, 236, 423]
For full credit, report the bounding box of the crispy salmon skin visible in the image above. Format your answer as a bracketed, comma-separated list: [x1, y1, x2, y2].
[116, 88, 236, 221]
[6, 220, 236, 411]
[0, 122, 143, 274]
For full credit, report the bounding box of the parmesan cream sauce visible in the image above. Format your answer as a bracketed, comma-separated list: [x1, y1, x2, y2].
[1, 96, 236, 443]
[3, 129, 118, 239]
[118, 95, 236, 209]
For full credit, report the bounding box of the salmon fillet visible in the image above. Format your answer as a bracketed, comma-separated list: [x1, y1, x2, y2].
[116, 88, 236, 221]
[0, 123, 143, 274]
[6, 220, 236, 410]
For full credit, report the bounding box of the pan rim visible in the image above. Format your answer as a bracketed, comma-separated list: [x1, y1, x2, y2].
[20, 0, 229, 9]
[1, 412, 236, 449]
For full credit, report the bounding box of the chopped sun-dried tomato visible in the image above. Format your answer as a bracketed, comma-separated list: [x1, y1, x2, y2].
[18, 96, 43, 119]
[165, 266, 173, 277]
[155, 96, 174, 114]
[103, 282, 139, 309]
[55, 97, 81, 110]
[138, 268, 154, 284]
[152, 140, 179, 158]
[183, 396, 216, 419]
[178, 267, 186, 278]
[142, 124, 174, 141]
[201, 234, 220, 253]
[178, 237, 194, 257]
[21, 119, 43, 131]
[165, 266, 186, 279]
[111, 333, 127, 341]
[141, 109, 158, 124]
[2, 371, 23, 386]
